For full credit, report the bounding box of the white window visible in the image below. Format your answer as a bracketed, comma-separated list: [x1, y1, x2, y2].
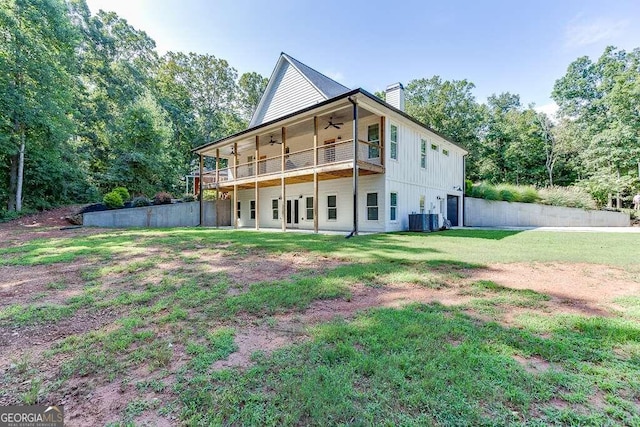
[368, 124, 380, 158]
[431, 143, 438, 151]
[443, 149, 449, 156]
[419, 195, 425, 214]
[390, 192, 398, 221]
[327, 195, 337, 220]
[272, 199, 278, 220]
[367, 193, 378, 221]
[306, 197, 314, 220]
[237, 201, 241, 219]
[390, 125, 398, 160]
[248, 155, 254, 175]
[250, 200, 256, 219]
[420, 139, 427, 169]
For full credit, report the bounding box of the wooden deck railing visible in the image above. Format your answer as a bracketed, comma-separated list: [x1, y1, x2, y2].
[201, 139, 382, 186]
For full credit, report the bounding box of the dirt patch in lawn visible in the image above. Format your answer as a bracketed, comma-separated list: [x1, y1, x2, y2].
[178, 248, 344, 290]
[216, 262, 640, 370]
[470, 262, 640, 317]
[513, 354, 553, 374]
[0, 205, 100, 246]
[214, 281, 476, 369]
[0, 260, 92, 309]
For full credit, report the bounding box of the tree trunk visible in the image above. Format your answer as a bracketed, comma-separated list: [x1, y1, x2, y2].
[615, 168, 621, 209]
[8, 155, 17, 211]
[16, 130, 25, 211]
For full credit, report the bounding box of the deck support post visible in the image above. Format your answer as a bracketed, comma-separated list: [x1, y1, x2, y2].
[215, 149, 220, 228]
[255, 136, 260, 230]
[199, 154, 204, 226]
[350, 97, 359, 235]
[281, 126, 286, 232]
[313, 116, 319, 233]
[380, 116, 385, 167]
[233, 143, 238, 229]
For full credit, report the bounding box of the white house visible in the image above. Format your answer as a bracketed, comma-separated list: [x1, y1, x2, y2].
[193, 53, 467, 233]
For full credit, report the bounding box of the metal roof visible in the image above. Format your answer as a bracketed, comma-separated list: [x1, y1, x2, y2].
[193, 88, 467, 155]
[281, 53, 350, 99]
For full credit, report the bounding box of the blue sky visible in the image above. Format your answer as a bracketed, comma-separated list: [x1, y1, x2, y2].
[85, 0, 640, 115]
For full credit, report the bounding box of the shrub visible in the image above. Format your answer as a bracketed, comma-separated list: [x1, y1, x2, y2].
[154, 191, 173, 205]
[103, 191, 124, 209]
[200, 190, 217, 201]
[519, 186, 540, 203]
[496, 184, 521, 202]
[471, 182, 500, 201]
[113, 187, 130, 202]
[538, 186, 597, 210]
[0, 210, 24, 223]
[465, 179, 473, 196]
[131, 196, 152, 208]
[182, 193, 196, 202]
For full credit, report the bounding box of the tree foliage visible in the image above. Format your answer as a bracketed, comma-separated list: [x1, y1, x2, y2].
[0, 0, 266, 211]
[0, 1, 637, 212]
[553, 47, 640, 206]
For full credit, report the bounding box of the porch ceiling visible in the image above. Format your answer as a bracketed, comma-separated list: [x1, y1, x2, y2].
[200, 103, 377, 158]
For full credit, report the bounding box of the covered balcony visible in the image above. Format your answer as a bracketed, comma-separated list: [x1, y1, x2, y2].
[197, 103, 385, 192]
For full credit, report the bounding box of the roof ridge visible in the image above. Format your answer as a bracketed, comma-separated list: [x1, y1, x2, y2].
[281, 52, 350, 96]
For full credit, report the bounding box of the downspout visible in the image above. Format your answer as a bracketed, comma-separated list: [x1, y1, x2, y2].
[348, 96, 359, 237]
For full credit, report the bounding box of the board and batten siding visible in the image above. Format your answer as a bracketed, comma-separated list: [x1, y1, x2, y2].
[383, 116, 465, 230]
[235, 175, 385, 233]
[252, 62, 325, 125]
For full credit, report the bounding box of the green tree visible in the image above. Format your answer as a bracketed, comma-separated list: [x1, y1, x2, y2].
[404, 76, 484, 178]
[553, 46, 640, 206]
[105, 93, 177, 196]
[69, 4, 160, 193]
[0, 0, 80, 211]
[238, 71, 268, 122]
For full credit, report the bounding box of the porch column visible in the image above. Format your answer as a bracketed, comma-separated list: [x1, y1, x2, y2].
[199, 154, 204, 226]
[215, 149, 220, 228]
[281, 126, 286, 232]
[255, 135, 260, 230]
[233, 142, 238, 229]
[351, 98, 359, 235]
[380, 116, 385, 167]
[313, 116, 319, 233]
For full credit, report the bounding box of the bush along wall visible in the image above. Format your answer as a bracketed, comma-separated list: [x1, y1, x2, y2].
[468, 182, 598, 210]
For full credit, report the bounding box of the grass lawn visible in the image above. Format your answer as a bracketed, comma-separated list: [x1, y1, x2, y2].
[1, 228, 639, 425]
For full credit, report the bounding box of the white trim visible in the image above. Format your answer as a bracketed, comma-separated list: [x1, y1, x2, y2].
[326, 194, 338, 221]
[366, 192, 379, 221]
[389, 123, 399, 161]
[304, 196, 314, 222]
[389, 192, 398, 223]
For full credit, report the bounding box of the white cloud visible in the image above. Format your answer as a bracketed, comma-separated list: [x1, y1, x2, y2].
[534, 102, 559, 120]
[564, 17, 629, 48]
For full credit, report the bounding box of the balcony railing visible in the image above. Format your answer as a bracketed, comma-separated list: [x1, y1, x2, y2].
[202, 139, 382, 186]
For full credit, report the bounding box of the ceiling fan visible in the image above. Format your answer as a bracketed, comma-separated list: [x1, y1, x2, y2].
[269, 135, 282, 145]
[324, 116, 343, 130]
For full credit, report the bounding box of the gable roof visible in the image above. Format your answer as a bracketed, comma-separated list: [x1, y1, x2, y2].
[283, 53, 350, 99]
[194, 88, 467, 155]
[249, 52, 350, 127]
